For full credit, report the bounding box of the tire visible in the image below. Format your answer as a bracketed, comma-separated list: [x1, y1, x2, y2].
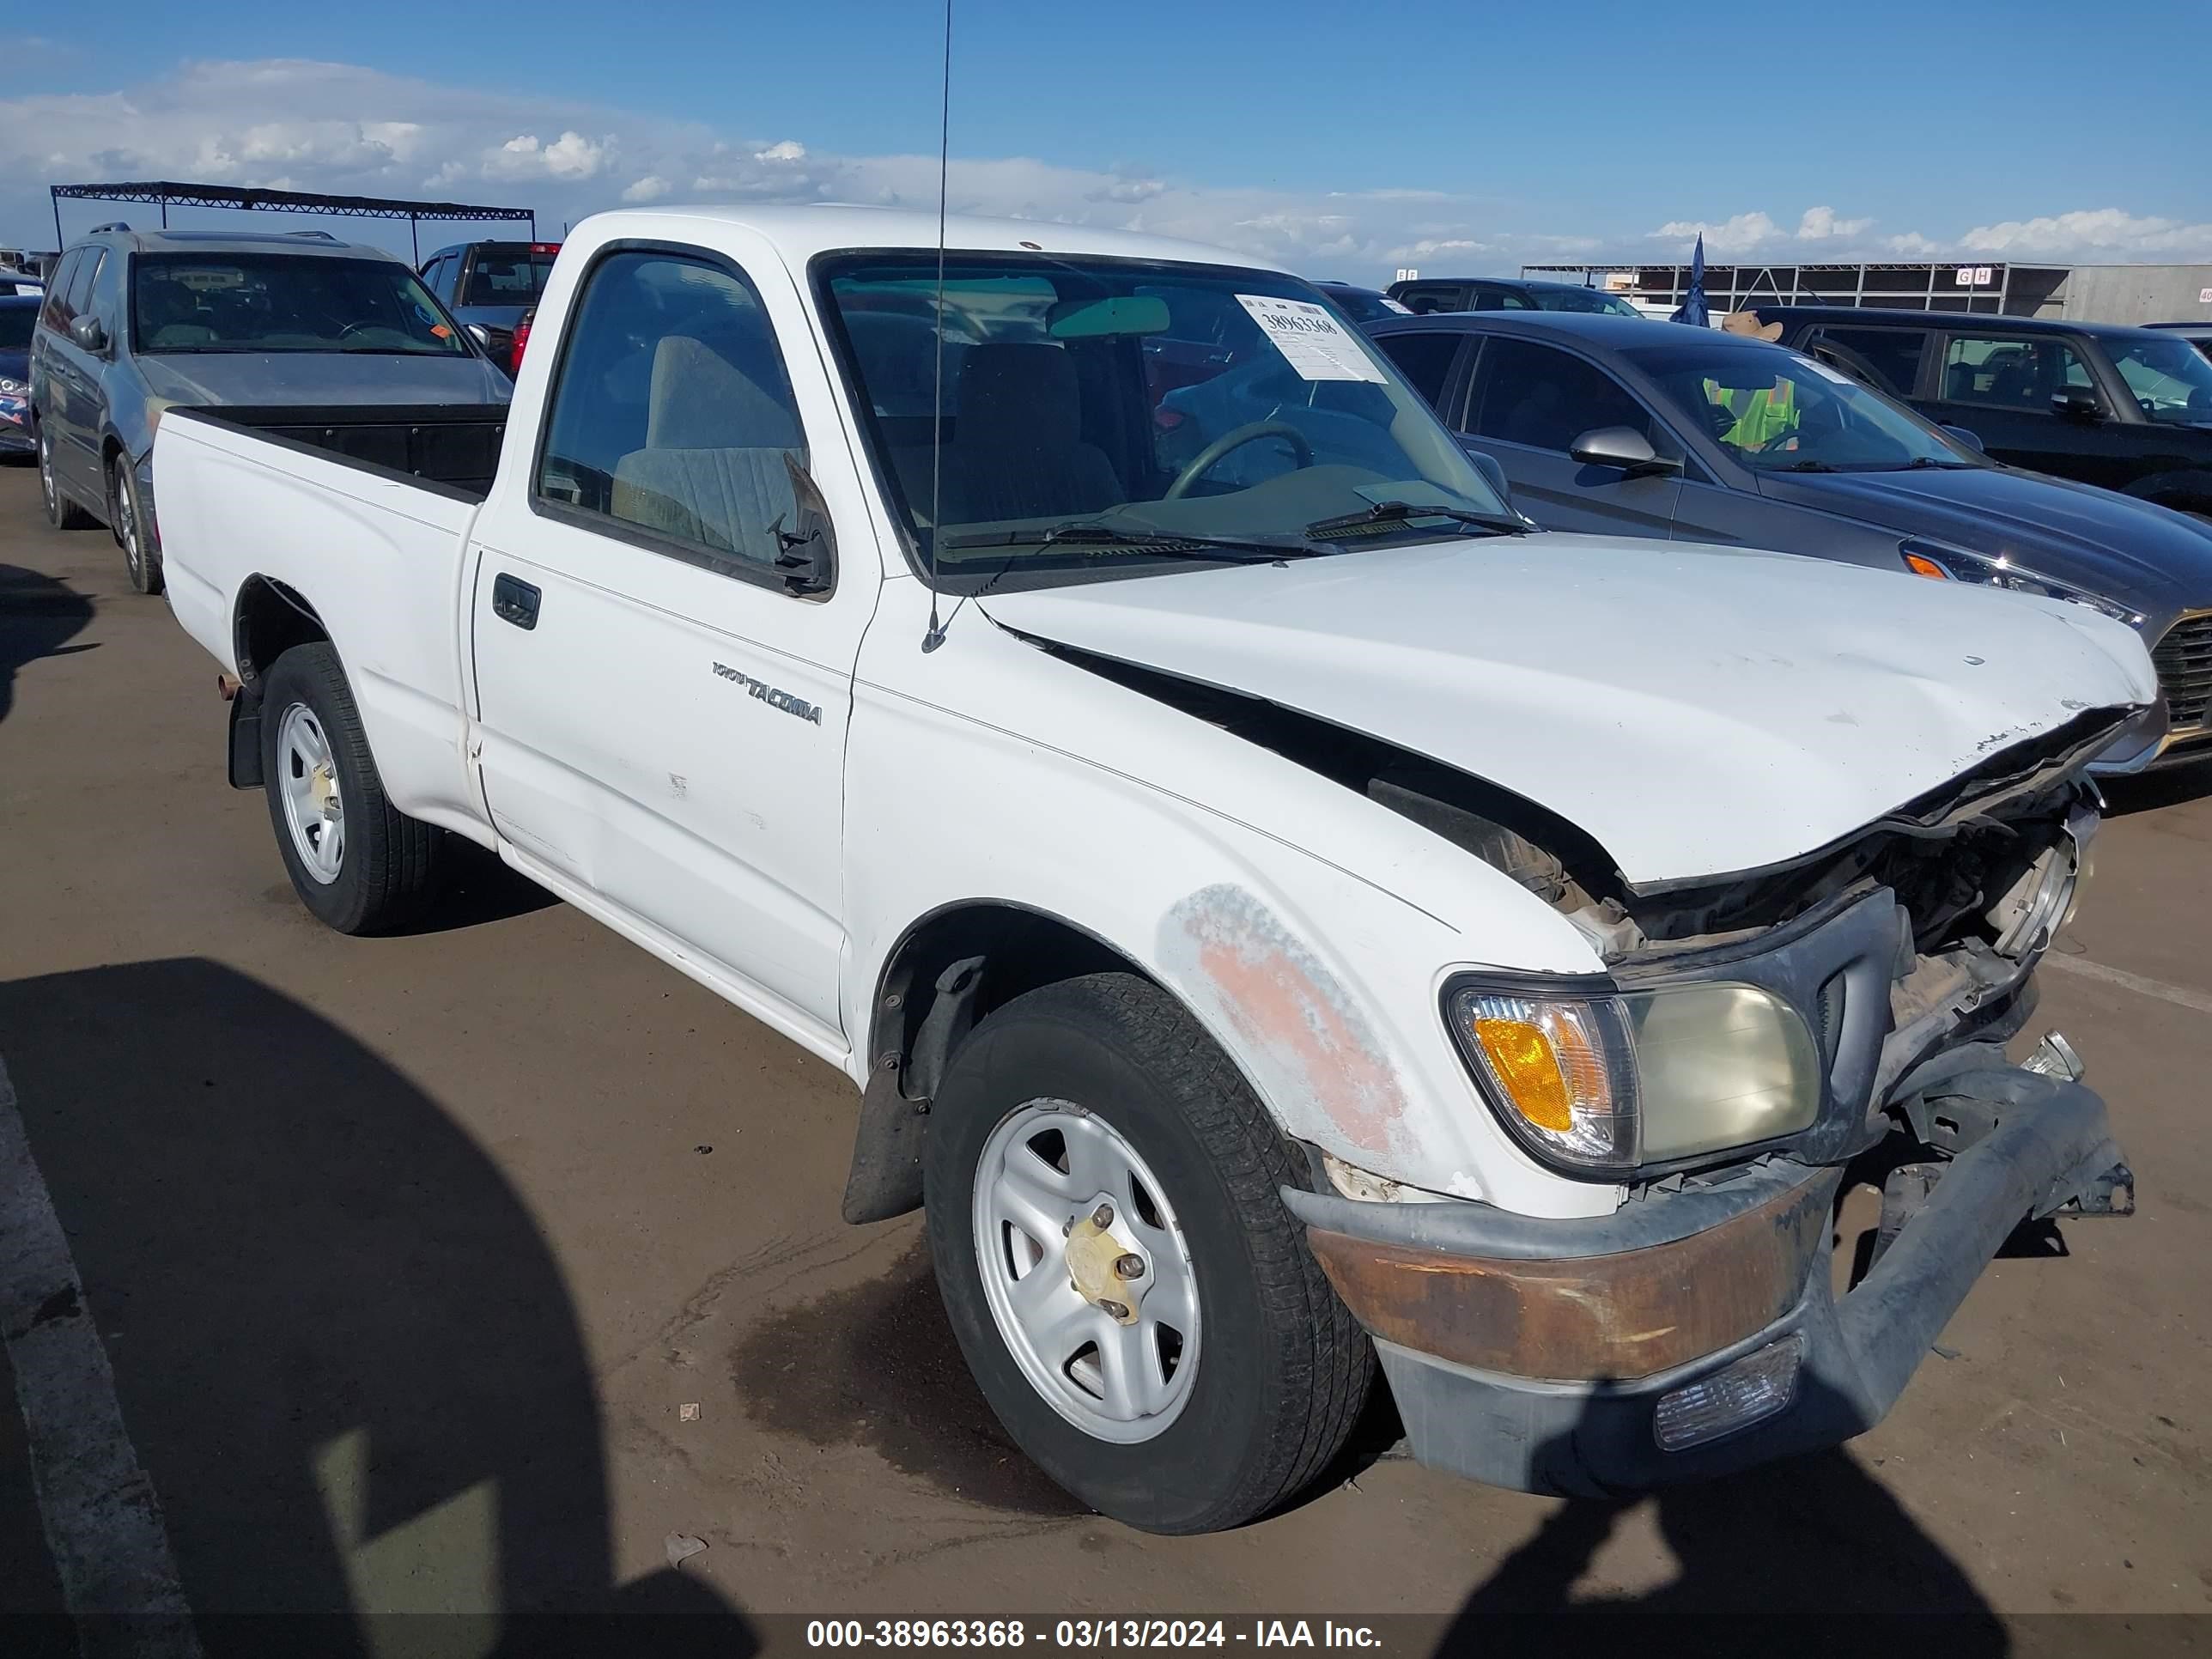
[259, 642, 442, 934]
[36, 422, 98, 530]
[111, 453, 163, 595]
[923, 972, 1372, 1533]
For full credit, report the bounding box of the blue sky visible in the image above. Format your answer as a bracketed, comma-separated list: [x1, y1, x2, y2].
[6, 0, 2210, 277]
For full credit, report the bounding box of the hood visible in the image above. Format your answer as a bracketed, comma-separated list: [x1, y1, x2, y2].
[977, 536, 2155, 886]
[0, 348, 26, 382]
[1757, 463, 2212, 619]
[137, 352, 510, 409]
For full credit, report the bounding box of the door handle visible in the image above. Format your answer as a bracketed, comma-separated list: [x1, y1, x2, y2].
[491, 573, 541, 630]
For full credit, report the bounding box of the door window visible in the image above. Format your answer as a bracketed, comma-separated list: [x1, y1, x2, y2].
[1468, 337, 1651, 451]
[1469, 284, 1534, 312]
[1373, 331, 1465, 414]
[535, 248, 812, 581]
[1803, 325, 1929, 397]
[38, 250, 84, 330]
[63, 251, 103, 325]
[1940, 334, 2094, 410]
[2107, 336, 2212, 424]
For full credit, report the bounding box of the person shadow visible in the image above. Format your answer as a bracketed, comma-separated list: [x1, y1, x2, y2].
[0, 562, 95, 727]
[0, 958, 752, 1659]
[1437, 1376, 2008, 1658]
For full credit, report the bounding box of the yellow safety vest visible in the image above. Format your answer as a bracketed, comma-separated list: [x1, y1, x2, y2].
[1705, 376, 1798, 449]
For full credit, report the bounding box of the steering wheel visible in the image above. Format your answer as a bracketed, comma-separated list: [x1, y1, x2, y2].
[1164, 421, 1315, 500]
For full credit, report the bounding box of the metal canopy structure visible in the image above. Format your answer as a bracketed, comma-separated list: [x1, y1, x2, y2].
[1520, 259, 2072, 319]
[50, 181, 536, 262]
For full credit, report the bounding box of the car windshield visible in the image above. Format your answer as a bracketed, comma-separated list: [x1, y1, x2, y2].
[131, 254, 470, 356]
[1626, 340, 1977, 471]
[461, 248, 556, 307]
[2109, 336, 2212, 425]
[820, 253, 1510, 589]
[0, 305, 33, 350]
[1532, 287, 1643, 319]
[1324, 287, 1408, 325]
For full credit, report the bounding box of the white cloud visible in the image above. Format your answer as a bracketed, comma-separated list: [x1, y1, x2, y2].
[753, 139, 806, 163]
[621, 173, 670, 204]
[487, 130, 606, 180]
[1959, 207, 2212, 259]
[1796, 205, 1871, 241]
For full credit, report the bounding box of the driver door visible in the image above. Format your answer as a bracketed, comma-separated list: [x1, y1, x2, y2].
[1457, 335, 1680, 536]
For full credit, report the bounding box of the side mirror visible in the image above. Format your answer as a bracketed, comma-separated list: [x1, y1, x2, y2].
[1940, 423, 1986, 454]
[1569, 424, 1677, 474]
[463, 323, 490, 347]
[1463, 447, 1514, 507]
[2051, 386, 2107, 422]
[774, 453, 837, 596]
[69, 315, 106, 353]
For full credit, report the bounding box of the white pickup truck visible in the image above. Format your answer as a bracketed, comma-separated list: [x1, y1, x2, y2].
[155, 204, 2153, 1532]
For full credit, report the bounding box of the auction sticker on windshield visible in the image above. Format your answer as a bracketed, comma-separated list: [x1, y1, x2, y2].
[1236, 295, 1387, 383]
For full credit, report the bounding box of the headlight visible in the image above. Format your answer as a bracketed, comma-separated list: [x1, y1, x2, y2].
[0, 377, 21, 395]
[1899, 538, 2143, 626]
[1446, 978, 1821, 1176]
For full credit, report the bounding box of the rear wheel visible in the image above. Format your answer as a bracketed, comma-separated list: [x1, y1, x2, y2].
[260, 643, 442, 933]
[923, 973, 1372, 1533]
[37, 423, 97, 530]
[111, 453, 162, 594]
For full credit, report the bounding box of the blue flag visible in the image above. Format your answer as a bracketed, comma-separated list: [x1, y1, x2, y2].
[1672, 233, 1709, 328]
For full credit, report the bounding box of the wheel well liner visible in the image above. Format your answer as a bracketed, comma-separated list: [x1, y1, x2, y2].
[234, 575, 330, 686]
[841, 901, 1155, 1224]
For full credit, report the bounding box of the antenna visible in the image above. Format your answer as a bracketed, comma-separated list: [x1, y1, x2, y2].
[921, 0, 955, 652]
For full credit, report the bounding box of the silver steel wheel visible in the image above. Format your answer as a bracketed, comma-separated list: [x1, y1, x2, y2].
[276, 702, 346, 884]
[971, 1097, 1200, 1444]
[112, 461, 139, 573]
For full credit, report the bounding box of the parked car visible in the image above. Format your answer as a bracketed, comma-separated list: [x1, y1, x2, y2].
[1365, 310, 2212, 770]
[2146, 322, 2212, 363]
[0, 295, 37, 459]
[417, 239, 560, 368]
[1313, 281, 1409, 324]
[29, 225, 511, 594]
[154, 205, 2148, 1529]
[1389, 275, 1645, 319]
[1751, 306, 2212, 520]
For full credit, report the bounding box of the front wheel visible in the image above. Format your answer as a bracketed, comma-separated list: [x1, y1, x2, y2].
[923, 973, 1372, 1533]
[111, 453, 162, 594]
[259, 642, 442, 933]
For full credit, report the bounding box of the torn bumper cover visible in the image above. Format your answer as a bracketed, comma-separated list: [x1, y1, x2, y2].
[1284, 1067, 2128, 1497]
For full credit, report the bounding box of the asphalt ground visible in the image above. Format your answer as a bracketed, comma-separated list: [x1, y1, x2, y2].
[1, 459, 2207, 1653]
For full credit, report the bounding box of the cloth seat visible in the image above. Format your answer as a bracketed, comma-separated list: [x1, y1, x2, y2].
[611, 333, 803, 566]
[939, 343, 1122, 524]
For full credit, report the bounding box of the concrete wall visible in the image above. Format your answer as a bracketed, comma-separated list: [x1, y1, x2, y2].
[2057, 264, 2212, 325]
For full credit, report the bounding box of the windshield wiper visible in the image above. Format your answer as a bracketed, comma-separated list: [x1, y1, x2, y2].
[1902, 455, 1979, 470]
[1304, 499, 1528, 539]
[939, 522, 1322, 562]
[1770, 459, 1842, 472]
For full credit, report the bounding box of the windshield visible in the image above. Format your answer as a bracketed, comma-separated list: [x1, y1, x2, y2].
[462, 248, 556, 307]
[2109, 336, 2212, 425]
[819, 253, 1510, 589]
[1324, 286, 1410, 324]
[1626, 341, 1977, 471]
[0, 305, 33, 350]
[1533, 287, 1644, 319]
[131, 254, 470, 356]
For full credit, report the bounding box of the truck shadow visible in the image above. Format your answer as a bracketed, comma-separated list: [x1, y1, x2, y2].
[0, 562, 95, 727]
[0, 958, 749, 1656]
[1437, 1382, 2008, 1656]
[2101, 754, 2212, 815]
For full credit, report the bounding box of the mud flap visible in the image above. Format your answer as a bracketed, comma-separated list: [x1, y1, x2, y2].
[228, 684, 264, 789]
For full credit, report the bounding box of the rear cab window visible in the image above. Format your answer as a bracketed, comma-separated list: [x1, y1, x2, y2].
[1802, 325, 1931, 398]
[533, 246, 813, 584]
[462, 246, 556, 307]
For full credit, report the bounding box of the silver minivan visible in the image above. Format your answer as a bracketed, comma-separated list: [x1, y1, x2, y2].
[31, 226, 510, 593]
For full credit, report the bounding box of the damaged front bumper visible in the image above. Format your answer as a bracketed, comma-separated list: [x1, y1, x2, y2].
[1285, 1064, 2130, 1496]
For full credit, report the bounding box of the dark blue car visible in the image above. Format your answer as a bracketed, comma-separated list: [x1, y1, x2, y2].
[0, 294, 36, 459]
[1365, 309, 2212, 771]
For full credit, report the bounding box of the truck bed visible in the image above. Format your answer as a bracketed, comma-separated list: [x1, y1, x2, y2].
[179, 403, 512, 501]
